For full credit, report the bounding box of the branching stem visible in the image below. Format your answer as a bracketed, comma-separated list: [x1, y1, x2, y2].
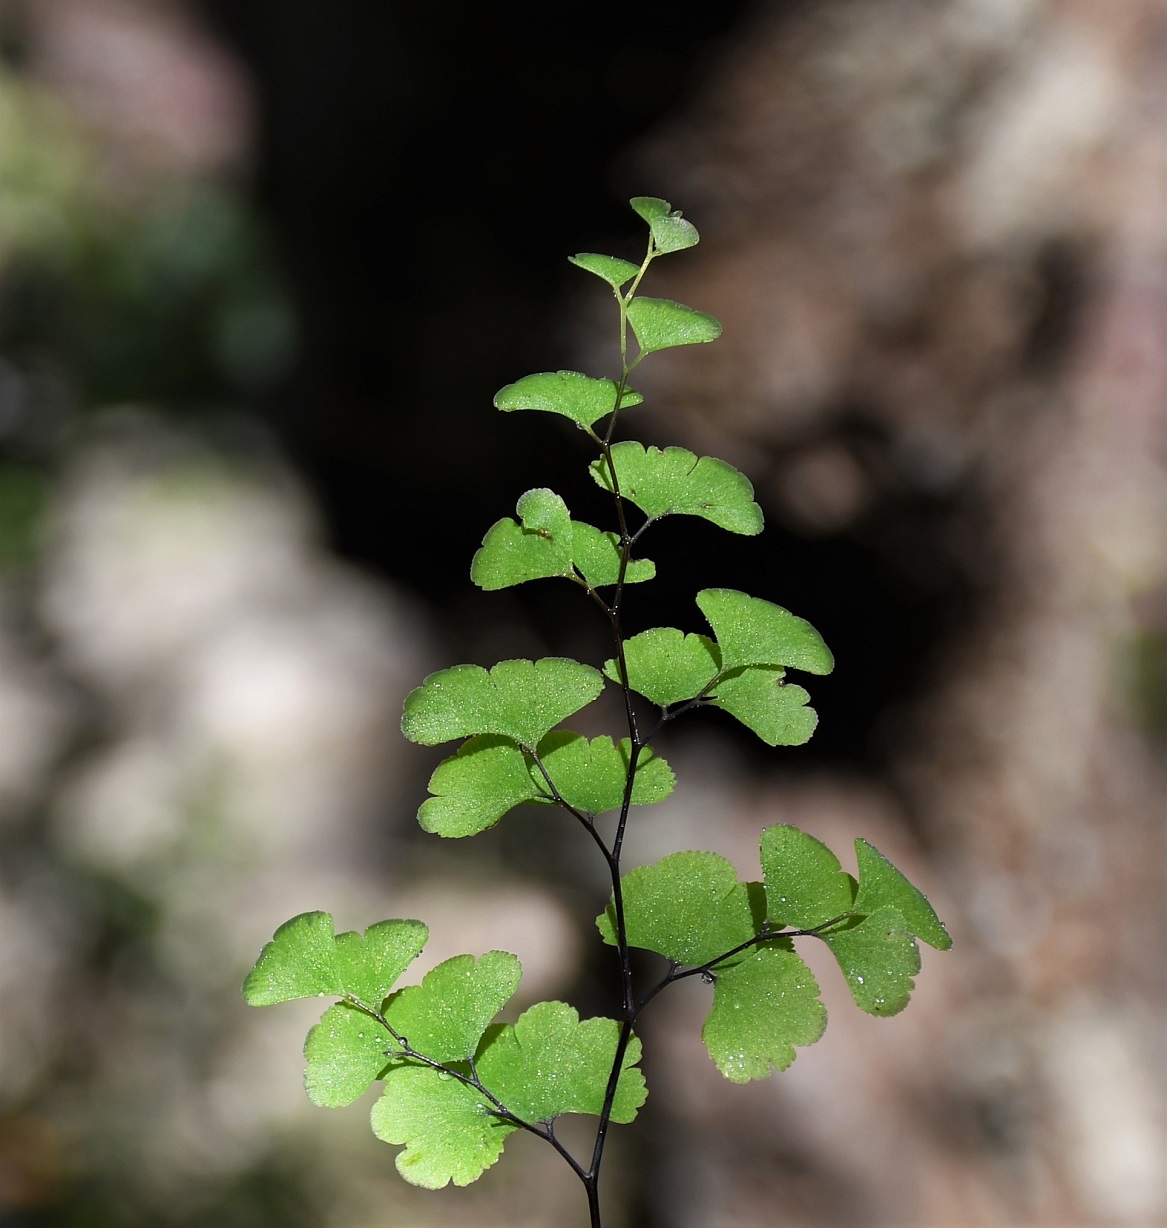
[340, 997, 588, 1180]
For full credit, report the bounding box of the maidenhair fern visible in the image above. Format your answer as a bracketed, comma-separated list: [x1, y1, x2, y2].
[244, 197, 951, 1227]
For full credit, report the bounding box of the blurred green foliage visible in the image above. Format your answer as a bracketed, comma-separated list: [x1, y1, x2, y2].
[0, 69, 294, 415]
[0, 461, 47, 568]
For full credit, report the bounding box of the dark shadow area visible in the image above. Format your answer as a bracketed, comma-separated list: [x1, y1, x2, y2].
[194, 0, 966, 770]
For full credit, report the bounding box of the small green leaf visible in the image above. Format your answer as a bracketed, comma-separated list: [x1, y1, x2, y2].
[708, 667, 818, 746]
[627, 297, 721, 353]
[383, 952, 522, 1063]
[821, 907, 921, 1016]
[597, 851, 755, 967]
[401, 658, 604, 749]
[853, 840, 952, 951]
[243, 912, 339, 1005]
[703, 944, 826, 1082]
[243, 913, 428, 1008]
[470, 488, 574, 591]
[333, 922, 433, 1009]
[535, 732, 674, 813]
[649, 213, 700, 253]
[590, 443, 763, 535]
[630, 196, 701, 254]
[418, 736, 541, 837]
[493, 371, 643, 427]
[697, 589, 834, 674]
[305, 1002, 393, 1107]
[630, 196, 673, 223]
[570, 520, 655, 588]
[569, 252, 640, 288]
[476, 1001, 646, 1124]
[760, 825, 856, 931]
[603, 628, 720, 706]
[372, 1065, 513, 1189]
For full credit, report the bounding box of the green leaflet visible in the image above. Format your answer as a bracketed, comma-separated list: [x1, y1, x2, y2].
[853, 840, 952, 950]
[703, 945, 827, 1082]
[760, 825, 951, 948]
[476, 1001, 646, 1124]
[696, 589, 835, 674]
[471, 488, 573, 590]
[470, 489, 654, 591]
[535, 732, 674, 813]
[627, 297, 721, 353]
[419, 736, 540, 838]
[569, 252, 640, 289]
[760, 825, 856, 931]
[596, 851, 757, 967]
[590, 442, 763, 535]
[401, 658, 604, 749]
[603, 628, 719, 706]
[707, 667, 818, 747]
[629, 196, 700, 253]
[760, 825, 950, 1015]
[570, 519, 655, 588]
[243, 912, 428, 1008]
[383, 952, 522, 1063]
[417, 732, 674, 838]
[493, 371, 643, 427]
[648, 214, 699, 254]
[305, 1002, 394, 1107]
[821, 908, 921, 1016]
[629, 196, 673, 224]
[372, 1064, 513, 1189]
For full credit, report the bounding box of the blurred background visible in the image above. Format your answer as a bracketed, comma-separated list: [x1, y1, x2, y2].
[0, 0, 1163, 1225]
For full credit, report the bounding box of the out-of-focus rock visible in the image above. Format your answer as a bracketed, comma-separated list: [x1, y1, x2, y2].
[18, 0, 255, 178]
[0, 411, 586, 1221]
[607, 0, 1167, 1223]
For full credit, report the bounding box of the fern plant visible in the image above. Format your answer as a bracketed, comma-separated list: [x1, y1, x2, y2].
[243, 198, 951, 1227]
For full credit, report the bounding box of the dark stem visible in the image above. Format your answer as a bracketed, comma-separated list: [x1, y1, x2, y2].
[633, 913, 859, 1017]
[567, 237, 661, 1228]
[580, 442, 653, 1226]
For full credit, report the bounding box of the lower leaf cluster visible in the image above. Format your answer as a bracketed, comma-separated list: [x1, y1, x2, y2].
[241, 823, 951, 1189]
[242, 913, 645, 1189]
[372, 1001, 646, 1190]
